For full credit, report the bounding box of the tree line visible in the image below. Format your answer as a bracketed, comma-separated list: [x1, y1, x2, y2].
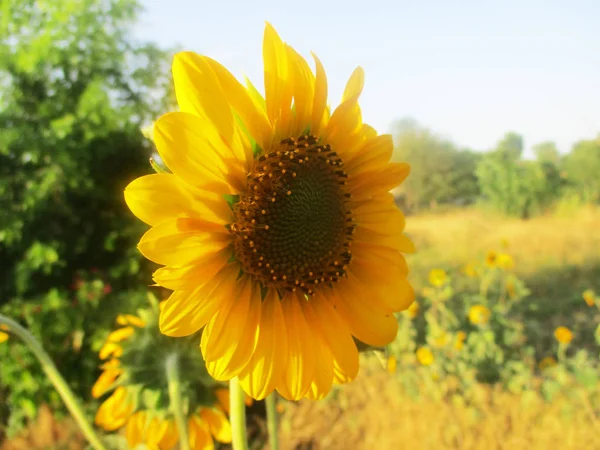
[391, 119, 600, 217]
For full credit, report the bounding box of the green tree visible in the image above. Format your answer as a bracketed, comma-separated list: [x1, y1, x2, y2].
[476, 133, 561, 218]
[563, 136, 600, 203]
[0, 0, 173, 434]
[391, 118, 480, 211]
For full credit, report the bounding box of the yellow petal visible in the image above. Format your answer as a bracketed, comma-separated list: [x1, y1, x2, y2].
[154, 111, 246, 194]
[138, 218, 230, 266]
[91, 366, 122, 398]
[349, 162, 411, 197]
[172, 52, 235, 145]
[344, 134, 393, 173]
[324, 101, 362, 156]
[125, 173, 232, 227]
[106, 326, 134, 343]
[303, 297, 358, 384]
[116, 314, 146, 328]
[286, 45, 314, 135]
[99, 341, 122, 360]
[126, 411, 146, 449]
[300, 304, 333, 399]
[353, 225, 416, 254]
[159, 264, 239, 337]
[204, 281, 262, 381]
[331, 280, 399, 347]
[201, 278, 252, 362]
[0, 331, 8, 343]
[238, 289, 288, 400]
[277, 293, 315, 400]
[199, 407, 232, 443]
[203, 56, 272, 151]
[310, 52, 328, 135]
[263, 22, 293, 129]
[189, 416, 215, 450]
[353, 193, 406, 235]
[152, 248, 232, 290]
[342, 67, 365, 103]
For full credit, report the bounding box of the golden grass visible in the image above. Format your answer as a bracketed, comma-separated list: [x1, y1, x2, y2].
[405, 206, 600, 282]
[278, 365, 600, 450]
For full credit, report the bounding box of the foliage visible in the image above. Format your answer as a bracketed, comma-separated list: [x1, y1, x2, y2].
[562, 136, 600, 204]
[0, 0, 173, 435]
[391, 118, 481, 211]
[388, 245, 600, 407]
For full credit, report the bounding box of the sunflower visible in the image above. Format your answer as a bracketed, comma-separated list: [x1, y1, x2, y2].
[454, 331, 467, 351]
[583, 289, 596, 307]
[428, 269, 447, 287]
[468, 305, 491, 326]
[93, 310, 233, 449]
[124, 23, 414, 401]
[416, 347, 434, 366]
[553, 326, 573, 344]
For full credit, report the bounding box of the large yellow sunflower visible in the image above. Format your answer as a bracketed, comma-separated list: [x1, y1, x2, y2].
[125, 23, 414, 401]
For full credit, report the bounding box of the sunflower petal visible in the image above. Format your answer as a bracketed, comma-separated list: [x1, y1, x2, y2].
[238, 290, 288, 400]
[205, 280, 262, 380]
[172, 52, 235, 144]
[138, 218, 230, 266]
[152, 248, 232, 290]
[310, 52, 328, 135]
[159, 264, 239, 337]
[331, 279, 399, 347]
[201, 279, 252, 362]
[125, 174, 231, 226]
[203, 56, 272, 151]
[263, 23, 293, 128]
[277, 293, 316, 400]
[306, 296, 359, 383]
[199, 408, 232, 443]
[154, 112, 246, 194]
[342, 67, 365, 103]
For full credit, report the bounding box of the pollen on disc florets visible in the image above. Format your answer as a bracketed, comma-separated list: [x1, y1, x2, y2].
[231, 134, 354, 296]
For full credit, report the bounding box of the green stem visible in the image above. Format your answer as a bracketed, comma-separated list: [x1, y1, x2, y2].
[265, 392, 280, 450]
[165, 353, 190, 450]
[0, 314, 106, 450]
[229, 377, 249, 450]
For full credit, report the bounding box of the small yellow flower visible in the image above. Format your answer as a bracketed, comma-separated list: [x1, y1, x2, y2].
[116, 314, 146, 328]
[432, 331, 449, 348]
[554, 326, 573, 344]
[583, 289, 596, 307]
[485, 251, 497, 267]
[405, 300, 420, 319]
[495, 253, 514, 270]
[468, 305, 491, 325]
[0, 324, 8, 343]
[387, 355, 397, 373]
[538, 356, 557, 370]
[454, 331, 467, 350]
[428, 269, 448, 287]
[462, 263, 479, 278]
[416, 347, 434, 366]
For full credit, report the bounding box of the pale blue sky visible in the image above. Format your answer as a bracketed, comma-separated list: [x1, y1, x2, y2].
[135, 0, 599, 155]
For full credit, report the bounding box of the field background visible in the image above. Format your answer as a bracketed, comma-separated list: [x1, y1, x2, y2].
[1, 1, 600, 449]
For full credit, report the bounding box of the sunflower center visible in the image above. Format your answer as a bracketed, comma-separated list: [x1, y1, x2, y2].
[231, 135, 353, 295]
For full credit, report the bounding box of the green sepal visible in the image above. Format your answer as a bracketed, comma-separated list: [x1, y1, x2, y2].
[149, 157, 169, 174]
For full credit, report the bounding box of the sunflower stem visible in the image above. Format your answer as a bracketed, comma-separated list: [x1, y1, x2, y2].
[0, 314, 107, 450]
[229, 377, 249, 450]
[265, 392, 280, 450]
[165, 353, 190, 450]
